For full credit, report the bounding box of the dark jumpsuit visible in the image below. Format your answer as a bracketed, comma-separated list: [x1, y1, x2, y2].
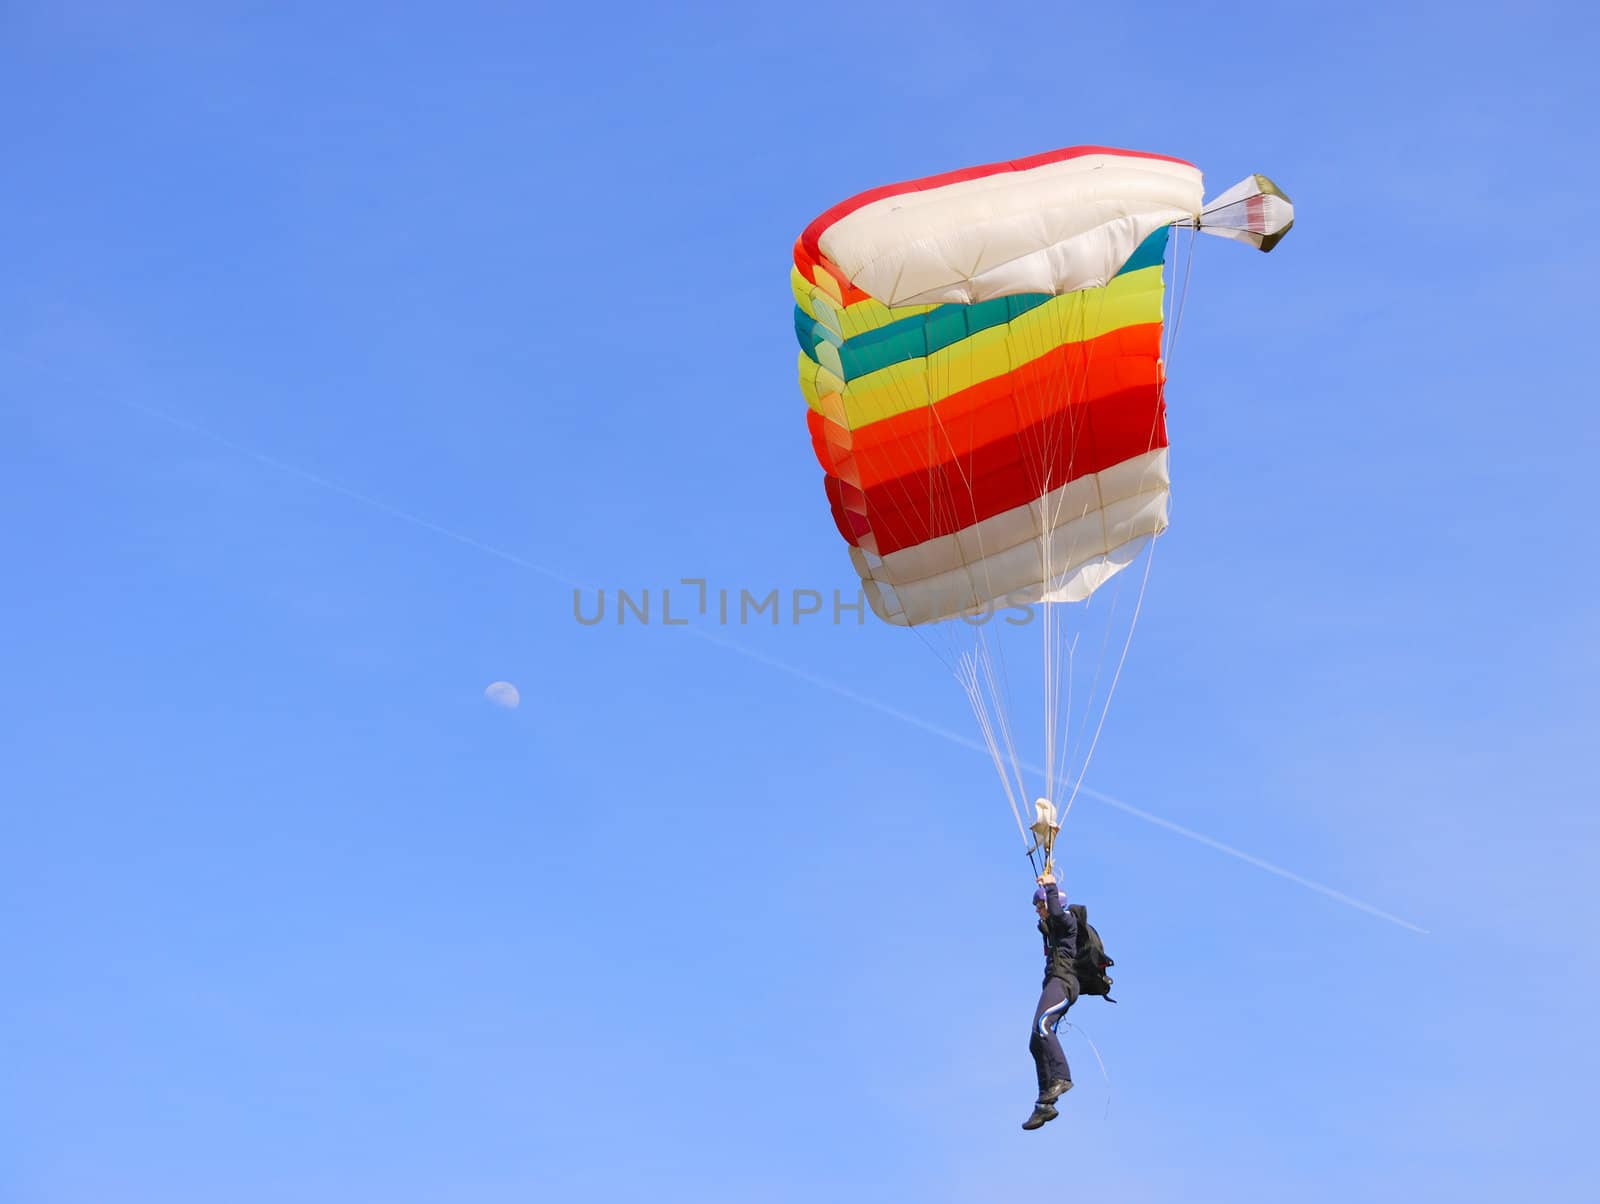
[1030, 882, 1079, 1097]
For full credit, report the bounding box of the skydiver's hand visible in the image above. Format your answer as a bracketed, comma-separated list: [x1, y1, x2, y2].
[1037, 869, 1056, 887]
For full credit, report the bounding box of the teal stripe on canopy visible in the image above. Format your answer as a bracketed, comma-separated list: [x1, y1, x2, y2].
[795, 228, 1170, 377]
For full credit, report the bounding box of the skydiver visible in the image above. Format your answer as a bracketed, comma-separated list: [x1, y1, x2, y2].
[1021, 866, 1078, 1131]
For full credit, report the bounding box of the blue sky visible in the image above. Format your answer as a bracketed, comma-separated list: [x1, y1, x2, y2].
[4, 2, 1598, 1200]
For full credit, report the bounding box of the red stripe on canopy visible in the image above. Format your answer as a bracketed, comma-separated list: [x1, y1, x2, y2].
[807, 321, 1163, 491]
[819, 382, 1167, 558]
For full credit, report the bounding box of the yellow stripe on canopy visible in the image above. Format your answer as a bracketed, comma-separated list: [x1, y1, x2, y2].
[798, 265, 1165, 426]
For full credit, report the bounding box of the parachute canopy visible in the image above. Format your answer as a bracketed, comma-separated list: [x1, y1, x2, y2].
[791, 145, 1291, 626]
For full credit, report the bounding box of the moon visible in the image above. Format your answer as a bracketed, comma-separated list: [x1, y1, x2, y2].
[484, 681, 520, 710]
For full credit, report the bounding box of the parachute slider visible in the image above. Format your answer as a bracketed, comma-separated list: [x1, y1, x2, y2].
[1028, 798, 1061, 867]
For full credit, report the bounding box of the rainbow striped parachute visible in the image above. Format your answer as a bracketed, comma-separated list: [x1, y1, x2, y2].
[792, 145, 1291, 627]
[789, 145, 1293, 851]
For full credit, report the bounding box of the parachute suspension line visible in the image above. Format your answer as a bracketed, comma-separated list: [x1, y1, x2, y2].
[957, 658, 1020, 835]
[1043, 231, 1189, 823]
[954, 642, 1031, 850]
[1043, 594, 1056, 804]
[1044, 595, 1081, 814]
[963, 621, 1029, 855]
[1041, 280, 1111, 814]
[1063, 222, 1190, 816]
[1047, 569, 1069, 814]
[1057, 627, 1080, 810]
[932, 376, 1030, 841]
[1037, 283, 1083, 809]
[1056, 222, 1193, 819]
[1043, 572, 1059, 811]
[1037, 294, 1065, 807]
[874, 282, 1030, 864]
[1062, 533, 1157, 820]
[930, 301, 1047, 861]
[1163, 223, 1199, 373]
[1060, 540, 1133, 798]
[972, 627, 1030, 819]
[904, 615, 958, 676]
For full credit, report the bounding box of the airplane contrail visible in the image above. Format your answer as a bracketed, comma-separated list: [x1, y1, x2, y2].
[685, 625, 1428, 934]
[24, 374, 1427, 935]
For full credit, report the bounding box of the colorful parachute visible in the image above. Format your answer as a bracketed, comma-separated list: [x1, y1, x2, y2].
[789, 144, 1293, 842]
[792, 145, 1292, 627]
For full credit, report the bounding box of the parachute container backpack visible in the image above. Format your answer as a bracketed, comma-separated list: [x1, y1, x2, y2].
[789, 145, 1294, 869]
[1068, 904, 1116, 1002]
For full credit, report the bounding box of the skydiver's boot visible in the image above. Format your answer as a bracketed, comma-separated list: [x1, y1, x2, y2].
[1021, 1102, 1059, 1131]
[1039, 1078, 1074, 1104]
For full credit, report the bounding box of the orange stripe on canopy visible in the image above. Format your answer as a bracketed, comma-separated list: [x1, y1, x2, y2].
[808, 321, 1163, 491]
[821, 380, 1168, 557]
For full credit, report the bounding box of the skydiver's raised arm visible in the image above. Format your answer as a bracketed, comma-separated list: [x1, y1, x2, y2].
[1037, 871, 1066, 918]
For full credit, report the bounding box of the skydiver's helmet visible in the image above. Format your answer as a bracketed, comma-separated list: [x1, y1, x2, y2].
[1033, 884, 1057, 908]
